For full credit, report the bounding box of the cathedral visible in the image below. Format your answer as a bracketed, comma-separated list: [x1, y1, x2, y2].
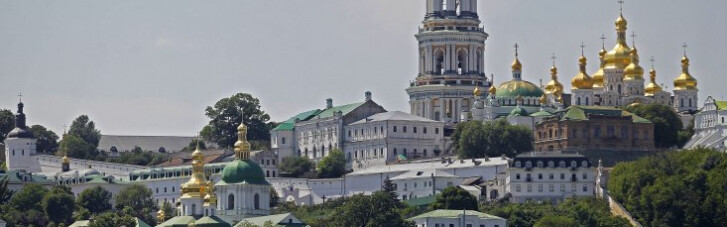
[408, 1, 700, 123]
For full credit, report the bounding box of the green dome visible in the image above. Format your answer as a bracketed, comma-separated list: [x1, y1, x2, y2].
[530, 110, 553, 117]
[510, 106, 529, 116]
[495, 80, 544, 98]
[220, 159, 269, 185]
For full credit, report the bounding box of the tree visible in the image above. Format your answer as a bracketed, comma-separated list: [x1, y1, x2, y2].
[3, 184, 50, 227]
[201, 93, 272, 148]
[317, 149, 346, 178]
[381, 176, 398, 200]
[68, 115, 102, 147]
[280, 156, 314, 178]
[332, 191, 412, 227]
[10, 183, 49, 211]
[186, 139, 206, 151]
[0, 109, 14, 143]
[29, 125, 59, 154]
[624, 104, 683, 148]
[77, 186, 113, 214]
[430, 186, 478, 210]
[534, 215, 577, 227]
[43, 185, 75, 225]
[270, 187, 280, 208]
[0, 176, 13, 204]
[455, 119, 533, 158]
[89, 211, 136, 227]
[161, 201, 177, 221]
[115, 184, 157, 225]
[59, 134, 97, 159]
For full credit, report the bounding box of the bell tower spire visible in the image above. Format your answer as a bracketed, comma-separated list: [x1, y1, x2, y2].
[234, 112, 251, 160]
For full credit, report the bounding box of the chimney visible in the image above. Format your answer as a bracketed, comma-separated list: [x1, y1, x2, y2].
[326, 98, 333, 109]
[365, 91, 372, 101]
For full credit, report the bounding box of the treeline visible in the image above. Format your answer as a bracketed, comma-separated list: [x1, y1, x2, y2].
[609, 147, 727, 226]
[480, 198, 630, 227]
[452, 119, 534, 158]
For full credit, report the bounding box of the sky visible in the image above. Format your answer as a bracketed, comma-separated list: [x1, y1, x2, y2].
[0, 0, 725, 136]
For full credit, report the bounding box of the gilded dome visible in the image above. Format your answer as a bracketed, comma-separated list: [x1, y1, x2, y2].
[603, 14, 632, 69]
[220, 159, 268, 185]
[511, 57, 522, 71]
[544, 65, 564, 95]
[473, 86, 482, 96]
[495, 80, 544, 98]
[644, 68, 663, 96]
[623, 47, 644, 81]
[181, 145, 208, 199]
[571, 55, 594, 89]
[62, 154, 69, 164]
[592, 48, 607, 88]
[673, 55, 698, 90]
[539, 93, 547, 104]
[488, 84, 497, 94]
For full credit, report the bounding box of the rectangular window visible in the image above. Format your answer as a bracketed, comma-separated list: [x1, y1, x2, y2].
[594, 126, 601, 138]
[538, 184, 543, 192]
[560, 173, 565, 180]
[607, 126, 615, 138]
[549, 184, 554, 192]
[516, 173, 521, 180]
[549, 173, 554, 180]
[423, 127, 427, 134]
[403, 126, 407, 133]
[583, 185, 588, 192]
[582, 173, 587, 180]
[560, 184, 565, 192]
[393, 126, 397, 132]
[571, 185, 576, 192]
[435, 128, 439, 134]
[527, 185, 532, 192]
[413, 127, 417, 133]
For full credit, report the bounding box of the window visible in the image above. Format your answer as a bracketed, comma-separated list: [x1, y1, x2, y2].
[393, 148, 397, 155]
[548, 161, 555, 168]
[560, 173, 565, 180]
[191, 204, 196, 215]
[403, 126, 407, 133]
[571, 185, 576, 192]
[516, 173, 521, 180]
[527, 184, 532, 192]
[423, 127, 427, 134]
[435, 128, 440, 134]
[537, 161, 543, 168]
[583, 185, 588, 192]
[525, 161, 532, 168]
[549, 184, 554, 192]
[516, 184, 521, 192]
[228, 194, 235, 209]
[282, 137, 286, 144]
[348, 130, 351, 137]
[559, 161, 566, 168]
[413, 127, 417, 133]
[515, 161, 522, 168]
[538, 184, 543, 192]
[607, 126, 615, 138]
[582, 173, 587, 180]
[393, 126, 397, 132]
[538, 173, 543, 180]
[254, 193, 260, 209]
[594, 126, 601, 137]
[561, 184, 566, 192]
[549, 173, 554, 180]
[582, 161, 588, 167]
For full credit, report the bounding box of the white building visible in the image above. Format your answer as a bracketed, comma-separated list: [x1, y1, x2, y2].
[684, 96, 727, 150]
[344, 111, 445, 170]
[505, 152, 595, 203]
[4, 101, 38, 172]
[409, 209, 507, 227]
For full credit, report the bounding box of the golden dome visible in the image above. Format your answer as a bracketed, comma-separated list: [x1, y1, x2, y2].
[645, 68, 663, 96]
[62, 154, 69, 164]
[673, 55, 698, 90]
[203, 181, 217, 206]
[157, 209, 166, 222]
[539, 93, 547, 105]
[511, 57, 522, 71]
[592, 47, 607, 89]
[473, 86, 482, 96]
[234, 118, 252, 160]
[544, 65, 563, 95]
[181, 145, 208, 199]
[488, 84, 497, 94]
[623, 47, 644, 81]
[571, 55, 594, 89]
[603, 14, 632, 69]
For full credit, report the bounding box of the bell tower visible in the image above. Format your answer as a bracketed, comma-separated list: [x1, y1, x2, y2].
[407, 0, 489, 124]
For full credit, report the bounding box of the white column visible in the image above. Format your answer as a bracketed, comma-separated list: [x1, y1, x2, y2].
[426, 45, 432, 73]
[444, 45, 451, 72]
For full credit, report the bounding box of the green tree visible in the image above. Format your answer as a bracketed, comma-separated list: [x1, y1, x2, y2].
[186, 139, 206, 151]
[534, 215, 577, 227]
[77, 186, 113, 214]
[430, 186, 478, 210]
[115, 184, 158, 225]
[270, 187, 280, 207]
[0, 109, 15, 143]
[624, 104, 683, 148]
[317, 149, 346, 178]
[280, 156, 313, 178]
[161, 201, 177, 221]
[59, 134, 97, 159]
[0, 176, 13, 204]
[333, 191, 412, 227]
[43, 185, 75, 225]
[68, 115, 102, 147]
[29, 125, 59, 154]
[10, 183, 49, 211]
[89, 211, 136, 227]
[201, 93, 272, 148]
[455, 119, 533, 158]
[381, 176, 398, 200]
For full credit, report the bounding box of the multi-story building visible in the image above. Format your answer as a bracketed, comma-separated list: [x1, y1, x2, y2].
[344, 111, 445, 170]
[534, 105, 654, 152]
[409, 210, 507, 227]
[505, 153, 595, 203]
[683, 96, 727, 150]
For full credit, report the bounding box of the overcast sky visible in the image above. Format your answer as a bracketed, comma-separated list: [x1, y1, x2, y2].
[1, 0, 725, 136]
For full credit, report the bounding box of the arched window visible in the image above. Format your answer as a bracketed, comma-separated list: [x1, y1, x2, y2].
[457, 50, 468, 75]
[689, 98, 693, 107]
[191, 204, 196, 215]
[110, 146, 118, 153]
[577, 97, 581, 105]
[228, 194, 235, 210]
[681, 99, 685, 107]
[434, 49, 445, 75]
[158, 147, 166, 153]
[254, 193, 260, 209]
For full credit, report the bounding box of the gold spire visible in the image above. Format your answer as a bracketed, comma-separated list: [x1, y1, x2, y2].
[234, 113, 252, 160]
[645, 58, 663, 96]
[157, 209, 166, 223]
[511, 43, 522, 71]
[473, 85, 482, 96]
[603, 4, 632, 69]
[539, 93, 547, 105]
[203, 180, 217, 207]
[673, 44, 698, 90]
[488, 75, 497, 94]
[62, 153, 69, 165]
[623, 45, 644, 81]
[181, 143, 208, 199]
[593, 35, 607, 88]
[572, 46, 594, 89]
[544, 54, 563, 95]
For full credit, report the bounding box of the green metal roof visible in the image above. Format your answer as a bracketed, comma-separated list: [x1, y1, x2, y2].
[530, 109, 553, 117]
[273, 109, 321, 131]
[136, 218, 152, 227]
[404, 195, 436, 207]
[236, 213, 306, 227]
[193, 216, 231, 227]
[716, 101, 727, 110]
[560, 105, 651, 123]
[218, 159, 269, 185]
[315, 102, 364, 119]
[495, 80, 545, 98]
[408, 209, 505, 220]
[509, 106, 529, 116]
[156, 215, 196, 227]
[69, 220, 90, 227]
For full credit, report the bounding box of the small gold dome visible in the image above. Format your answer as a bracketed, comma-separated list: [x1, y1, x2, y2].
[544, 65, 563, 95]
[62, 154, 69, 164]
[592, 48, 607, 89]
[615, 14, 627, 31]
[603, 14, 632, 69]
[539, 93, 547, 104]
[511, 57, 522, 71]
[623, 47, 644, 81]
[473, 86, 482, 96]
[572, 55, 593, 89]
[488, 84, 497, 94]
[645, 68, 663, 96]
[673, 55, 698, 90]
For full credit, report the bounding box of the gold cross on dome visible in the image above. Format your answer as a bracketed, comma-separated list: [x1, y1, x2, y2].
[649, 56, 655, 68]
[682, 42, 688, 55]
[550, 53, 557, 66]
[579, 42, 586, 55]
[514, 43, 519, 57]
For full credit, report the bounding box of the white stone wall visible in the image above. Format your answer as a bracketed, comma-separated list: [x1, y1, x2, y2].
[506, 165, 596, 203]
[4, 137, 36, 172]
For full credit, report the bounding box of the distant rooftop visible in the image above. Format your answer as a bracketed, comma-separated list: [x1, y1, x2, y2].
[349, 111, 437, 125]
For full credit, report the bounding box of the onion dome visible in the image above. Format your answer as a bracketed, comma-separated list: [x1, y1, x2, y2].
[544, 65, 564, 95]
[203, 181, 217, 207]
[219, 119, 269, 185]
[571, 55, 594, 89]
[473, 86, 482, 96]
[62, 154, 69, 164]
[157, 209, 166, 223]
[673, 55, 698, 90]
[7, 102, 34, 139]
[623, 46, 644, 81]
[511, 57, 522, 71]
[645, 67, 663, 96]
[488, 84, 497, 94]
[495, 80, 544, 98]
[603, 13, 632, 69]
[181, 144, 208, 199]
[509, 106, 529, 116]
[592, 47, 608, 88]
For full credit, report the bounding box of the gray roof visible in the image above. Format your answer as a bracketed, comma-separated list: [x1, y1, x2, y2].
[98, 135, 205, 153]
[349, 111, 437, 125]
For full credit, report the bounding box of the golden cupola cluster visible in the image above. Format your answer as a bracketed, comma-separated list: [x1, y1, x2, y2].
[645, 67, 663, 96]
[234, 117, 252, 160]
[603, 13, 632, 69]
[181, 144, 209, 199]
[592, 47, 607, 88]
[544, 65, 564, 103]
[623, 46, 645, 81]
[673, 55, 698, 90]
[571, 55, 594, 89]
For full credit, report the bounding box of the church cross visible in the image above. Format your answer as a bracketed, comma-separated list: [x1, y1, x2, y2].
[618, 0, 625, 13]
[682, 42, 688, 55]
[514, 43, 519, 57]
[630, 31, 637, 46]
[600, 34, 606, 49]
[550, 53, 557, 66]
[649, 56, 655, 68]
[17, 92, 22, 102]
[579, 42, 586, 55]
